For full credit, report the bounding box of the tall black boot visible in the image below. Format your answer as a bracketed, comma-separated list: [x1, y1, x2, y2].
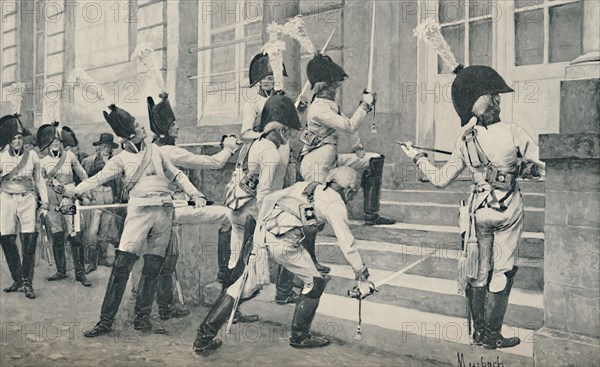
[157, 254, 189, 320]
[84, 250, 139, 338]
[275, 266, 298, 305]
[217, 228, 231, 283]
[301, 225, 330, 273]
[482, 267, 520, 349]
[1, 235, 24, 292]
[48, 232, 67, 281]
[85, 246, 98, 274]
[21, 233, 38, 299]
[466, 284, 486, 345]
[289, 277, 331, 348]
[193, 292, 235, 355]
[362, 156, 396, 225]
[134, 254, 167, 334]
[70, 235, 91, 287]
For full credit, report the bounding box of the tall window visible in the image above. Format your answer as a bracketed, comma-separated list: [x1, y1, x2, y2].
[1, 2, 18, 88]
[514, 0, 582, 66]
[437, 0, 494, 74]
[75, 0, 136, 69]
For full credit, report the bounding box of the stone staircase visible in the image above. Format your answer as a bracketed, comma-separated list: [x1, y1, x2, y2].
[203, 181, 545, 366]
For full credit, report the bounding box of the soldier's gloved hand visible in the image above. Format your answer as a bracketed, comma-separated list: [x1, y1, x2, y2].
[352, 143, 365, 159]
[360, 91, 377, 112]
[39, 202, 49, 218]
[81, 194, 93, 206]
[221, 135, 240, 154]
[400, 141, 427, 163]
[192, 195, 207, 209]
[357, 280, 376, 298]
[355, 265, 370, 281]
[297, 98, 309, 113]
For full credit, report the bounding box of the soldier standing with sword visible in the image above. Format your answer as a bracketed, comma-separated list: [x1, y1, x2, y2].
[64, 103, 207, 337]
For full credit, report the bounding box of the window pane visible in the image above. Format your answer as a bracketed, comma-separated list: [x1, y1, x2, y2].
[243, 1, 262, 23]
[47, 33, 64, 54]
[515, 0, 543, 9]
[244, 22, 261, 37]
[439, 0, 465, 24]
[469, 19, 492, 66]
[138, 26, 164, 50]
[3, 47, 17, 65]
[300, 0, 343, 14]
[245, 38, 262, 66]
[2, 65, 18, 83]
[302, 8, 342, 52]
[549, 2, 582, 63]
[138, 2, 164, 27]
[438, 25, 464, 74]
[210, 31, 236, 83]
[211, 0, 239, 29]
[3, 29, 17, 47]
[469, 0, 492, 18]
[515, 9, 543, 66]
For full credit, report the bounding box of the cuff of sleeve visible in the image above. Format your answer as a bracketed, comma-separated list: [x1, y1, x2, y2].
[413, 152, 428, 164]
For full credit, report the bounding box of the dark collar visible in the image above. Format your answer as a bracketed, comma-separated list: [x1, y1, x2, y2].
[258, 88, 271, 98]
[8, 148, 24, 157]
[123, 140, 146, 154]
[49, 149, 62, 158]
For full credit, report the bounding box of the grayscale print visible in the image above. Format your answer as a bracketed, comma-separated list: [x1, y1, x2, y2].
[1, 1, 598, 366]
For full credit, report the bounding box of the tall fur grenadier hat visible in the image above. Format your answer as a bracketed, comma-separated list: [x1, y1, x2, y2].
[451, 65, 514, 126]
[306, 53, 348, 89]
[259, 93, 301, 131]
[103, 104, 137, 139]
[248, 53, 288, 87]
[147, 92, 175, 139]
[37, 121, 79, 150]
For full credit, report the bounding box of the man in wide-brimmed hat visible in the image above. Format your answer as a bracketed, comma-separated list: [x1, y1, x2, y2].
[81, 133, 120, 274]
[0, 114, 49, 299]
[401, 65, 544, 350]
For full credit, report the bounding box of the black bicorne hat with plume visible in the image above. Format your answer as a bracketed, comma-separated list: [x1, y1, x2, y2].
[148, 92, 176, 139]
[306, 53, 348, 89]
[103, 104, 137, 139]
[249, 53, 288, 87]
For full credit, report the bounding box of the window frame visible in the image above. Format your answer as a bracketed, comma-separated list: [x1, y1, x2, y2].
[1, 4, 19, 89]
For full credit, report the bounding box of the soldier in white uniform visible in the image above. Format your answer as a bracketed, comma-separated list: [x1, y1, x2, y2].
[0, 114, 49, 299]
[65, 104, 206, 337]
[193, 94, 303, 354]
[37, 122, 91, 287]
[401, 65, 544, 349]
[147, 92, 238, 320]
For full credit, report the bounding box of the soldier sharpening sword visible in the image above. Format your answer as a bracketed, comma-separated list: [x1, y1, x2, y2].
[0, 114, 49, 299]
[63, 103, 206, 337]
[400, 65, 544, 349]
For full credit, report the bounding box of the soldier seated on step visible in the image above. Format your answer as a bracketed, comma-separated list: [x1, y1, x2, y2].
[193, 166, 375, 354]
[401, 65, 544, 350]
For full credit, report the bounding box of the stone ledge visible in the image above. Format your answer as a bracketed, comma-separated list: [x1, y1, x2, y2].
[534, 327, 600, 367]
[540, 133, 600, 161]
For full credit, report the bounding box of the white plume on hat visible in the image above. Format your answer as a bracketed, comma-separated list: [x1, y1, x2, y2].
[283, 15, 316, 55]
[263, 22, 287, 91]
[132, 43, 166, 92]
[413, 19, 458, 71]
[68, 67, 113, 106]
[3, 82, 26, 115]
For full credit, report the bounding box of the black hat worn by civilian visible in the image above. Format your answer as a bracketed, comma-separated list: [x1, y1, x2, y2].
[103, 104, 136, 139]
[248, 53, 288, 87]
[451, 65, 514, 126]
[306, 53, 348, 89]
[259, 94, 301, 132]
[36, 121, 79, 151]
[147, 93, 175, 139]
[0, 114, 30, 149]
[92, 133, 119, 149]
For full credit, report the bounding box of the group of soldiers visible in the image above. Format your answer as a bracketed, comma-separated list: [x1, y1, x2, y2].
[1, 47, 543, 356]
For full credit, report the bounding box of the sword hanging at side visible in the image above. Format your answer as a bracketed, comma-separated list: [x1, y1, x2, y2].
[294, 27, 337, 109]
[367, 0, 377, 134]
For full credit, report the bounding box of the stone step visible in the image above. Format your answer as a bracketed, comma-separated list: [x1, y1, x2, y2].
[380, 189, 546, 208]
[202, 283, 536, 366]
[348, 200, 545, 232]
[399, 180, 546, 194]
[315, 239, 544, 293]
[320, 222, 545, 260]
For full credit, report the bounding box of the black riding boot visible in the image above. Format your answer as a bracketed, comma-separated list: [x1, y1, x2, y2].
[134, 254, 167, 334]
[85, 246, 98, 274]
[217, 228, 231, 283]
[1, 235, 23, 292]
[466, 284, 486, 345]
[193, 292, 235, 355]
[21, 233, 38, 299]
[275, 266, 298, 305]
[48, 232, 67, 281]
[363, 156, 395, 225]
[84, 250, 139, 338]
[300, 225, 330, 273]
[70, 235, 91, 287]
[157, 254, 189, 320]
[482, 267, 521, 349]
[289, 277, 331, 348]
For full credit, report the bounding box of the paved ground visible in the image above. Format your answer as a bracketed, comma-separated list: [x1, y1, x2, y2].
[0, 264, 451, 367]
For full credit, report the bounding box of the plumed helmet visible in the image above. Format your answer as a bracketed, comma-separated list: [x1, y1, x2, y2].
[451, 65, 514, 126]
[324, 166, 361, 191]
[103, 104, 136, 139]
[0, 114, 26, 149]
[148, 92, 175, 139]
[259, 93, 301, 132]
[306, 53, 348, 89]
[249, 53, 288, 87]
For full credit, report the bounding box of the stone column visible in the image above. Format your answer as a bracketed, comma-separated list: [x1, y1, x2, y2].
[535, 77, 600, 365]
[565, 0, 599, 79]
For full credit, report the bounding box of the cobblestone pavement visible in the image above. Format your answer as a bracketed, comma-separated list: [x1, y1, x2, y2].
[0, 265, 451, 367]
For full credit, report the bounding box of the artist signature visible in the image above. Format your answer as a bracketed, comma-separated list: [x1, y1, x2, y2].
[457, 353, 505, 367]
